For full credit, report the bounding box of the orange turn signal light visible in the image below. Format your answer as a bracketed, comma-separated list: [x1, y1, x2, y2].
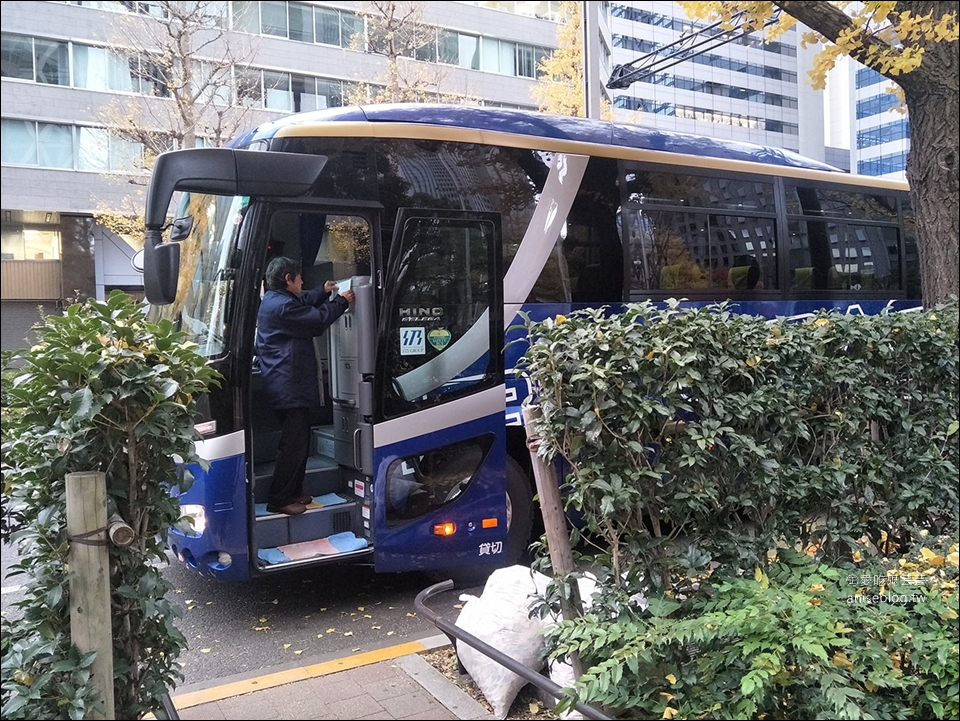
[433, 522, 456, 537]
[481, 518, 498, 529]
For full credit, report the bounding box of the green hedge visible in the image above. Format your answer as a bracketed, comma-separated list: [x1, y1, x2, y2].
[1, 291, 220, 720]
[517, 298, 959, 718]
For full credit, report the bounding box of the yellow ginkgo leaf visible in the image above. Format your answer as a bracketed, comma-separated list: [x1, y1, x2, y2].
[407, 612, 417, 617]
[529, 702, 540, 714]
[387, 631, 395, 636]
[344, 631, 354, 636]
[293, 650, 303, 655]
[665, 674, 677, 685]
[283, 643, 291, 650]
[200, 648, 211, 653]
[662, 707, 678, 719]
[372, 625, 381, 630]
[809, 583, 824, 592]
[271, 599, 279, 605]
[660, 692, 675, 701]
[358, 606, 365, 611]
[327, 628, 336, 633]
[259, 617, 267, 623]
[317, 634, 324, 638]
[852, 550, 862, 562]
[919, 548, 945, 566]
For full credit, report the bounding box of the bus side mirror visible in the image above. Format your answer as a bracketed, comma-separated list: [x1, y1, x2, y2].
[143, 229, 180, 305]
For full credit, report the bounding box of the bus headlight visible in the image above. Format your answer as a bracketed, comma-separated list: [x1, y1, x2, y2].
[179, 504, 206, 536]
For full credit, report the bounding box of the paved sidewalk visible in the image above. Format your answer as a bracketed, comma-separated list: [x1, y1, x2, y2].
[170, 634, 494, 720]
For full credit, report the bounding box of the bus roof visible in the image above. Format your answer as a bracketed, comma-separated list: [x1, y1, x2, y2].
[234, 103, 842, 175]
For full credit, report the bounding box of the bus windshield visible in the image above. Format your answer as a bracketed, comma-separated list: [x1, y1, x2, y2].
[148, 192, 248, 358]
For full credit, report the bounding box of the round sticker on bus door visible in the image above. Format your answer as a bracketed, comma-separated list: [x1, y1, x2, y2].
[427, 329, 452, 351]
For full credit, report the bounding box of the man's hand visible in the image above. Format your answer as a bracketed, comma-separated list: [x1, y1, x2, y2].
[323, 280, 339, 294]
[342, 289, 356, 304]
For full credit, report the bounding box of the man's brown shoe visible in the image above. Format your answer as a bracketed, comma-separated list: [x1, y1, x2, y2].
[295, 495, 314, 505]
[266, 502, 306, 516]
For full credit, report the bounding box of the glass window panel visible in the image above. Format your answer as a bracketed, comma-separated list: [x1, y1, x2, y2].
[385, 436, 492, 526]
[414, 27, 437, 62]
[1, 34, 35, 80]
[260, 0, 287, 37]
[37, 122, 73, 169]
[784, 184, 899, 221]
[236, 67, 262, 107]
[437, 29, 458, 65]
[288, 2, 313, 42]
[22, 228, 60, 260]
[516, 44, 537, 78]
[263, 70, 291, 110]
[383, 216, 497, 416]
[315, 7, 340, 45]
[624, 168, 775, 211]
[316, 78, 343, 108]
[231, 0, 259, 33]
[500, 40, 516, 75]
[340, 12, 363, 48]
[74, 45, 134, 92]
[1, 119, 38, 165]
[109, 136, 142, 172]
[78, 127, 109, 171]
[481, 37, 500, 72]
[34, 38, 69, 85]
[458, 33, 479, 70]
[291, 74, 314, 112]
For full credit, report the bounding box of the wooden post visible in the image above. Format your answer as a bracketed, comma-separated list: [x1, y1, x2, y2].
[66, 471, 115, 720]
[522, 404, 584, 680]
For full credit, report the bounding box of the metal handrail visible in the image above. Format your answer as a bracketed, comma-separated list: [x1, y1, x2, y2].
[414, 580, 613, 721]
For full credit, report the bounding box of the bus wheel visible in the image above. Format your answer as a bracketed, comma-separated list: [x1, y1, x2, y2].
[503, 456, 534, 566]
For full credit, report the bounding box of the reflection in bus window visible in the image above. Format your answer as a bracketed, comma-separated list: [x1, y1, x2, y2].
[385, 435, 493, 526]
[624, 208, 777, 295]
[382, 216, 498, 417]
[149, 193, 248, 358]
[789, 221, 899, 291]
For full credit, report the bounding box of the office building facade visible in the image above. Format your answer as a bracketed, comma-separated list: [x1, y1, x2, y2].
[1, 0, 561, 349]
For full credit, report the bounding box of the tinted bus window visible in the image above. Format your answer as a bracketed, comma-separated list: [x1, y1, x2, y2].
[382, 215, 499, 417]
[624, 208, 776, 295]
[785, 184, 898, 221]
[623, 168, 775, 211]
[788, 220, 900, 291]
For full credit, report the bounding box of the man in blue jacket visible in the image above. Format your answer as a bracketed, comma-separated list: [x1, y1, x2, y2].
[257, 256, 355, 515]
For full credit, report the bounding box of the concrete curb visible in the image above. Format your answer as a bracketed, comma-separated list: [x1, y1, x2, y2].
[397, 653, 494, 720]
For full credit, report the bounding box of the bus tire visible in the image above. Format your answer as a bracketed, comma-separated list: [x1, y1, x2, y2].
[503, 455, 534, 566]
[433, 456, 534, 587]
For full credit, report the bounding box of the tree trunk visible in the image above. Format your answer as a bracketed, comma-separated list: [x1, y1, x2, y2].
[776, 0, 959, 307]
[900, 3, 960, 307]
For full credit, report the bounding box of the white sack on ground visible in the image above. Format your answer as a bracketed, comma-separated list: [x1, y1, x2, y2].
[454, 565, 551, 719]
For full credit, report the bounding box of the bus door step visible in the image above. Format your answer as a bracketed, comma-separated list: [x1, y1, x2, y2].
[257, 531, 369, 565]
[254, 493, 360, 549]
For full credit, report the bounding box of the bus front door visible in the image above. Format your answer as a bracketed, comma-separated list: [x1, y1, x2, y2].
[365, 209, 509, 574]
